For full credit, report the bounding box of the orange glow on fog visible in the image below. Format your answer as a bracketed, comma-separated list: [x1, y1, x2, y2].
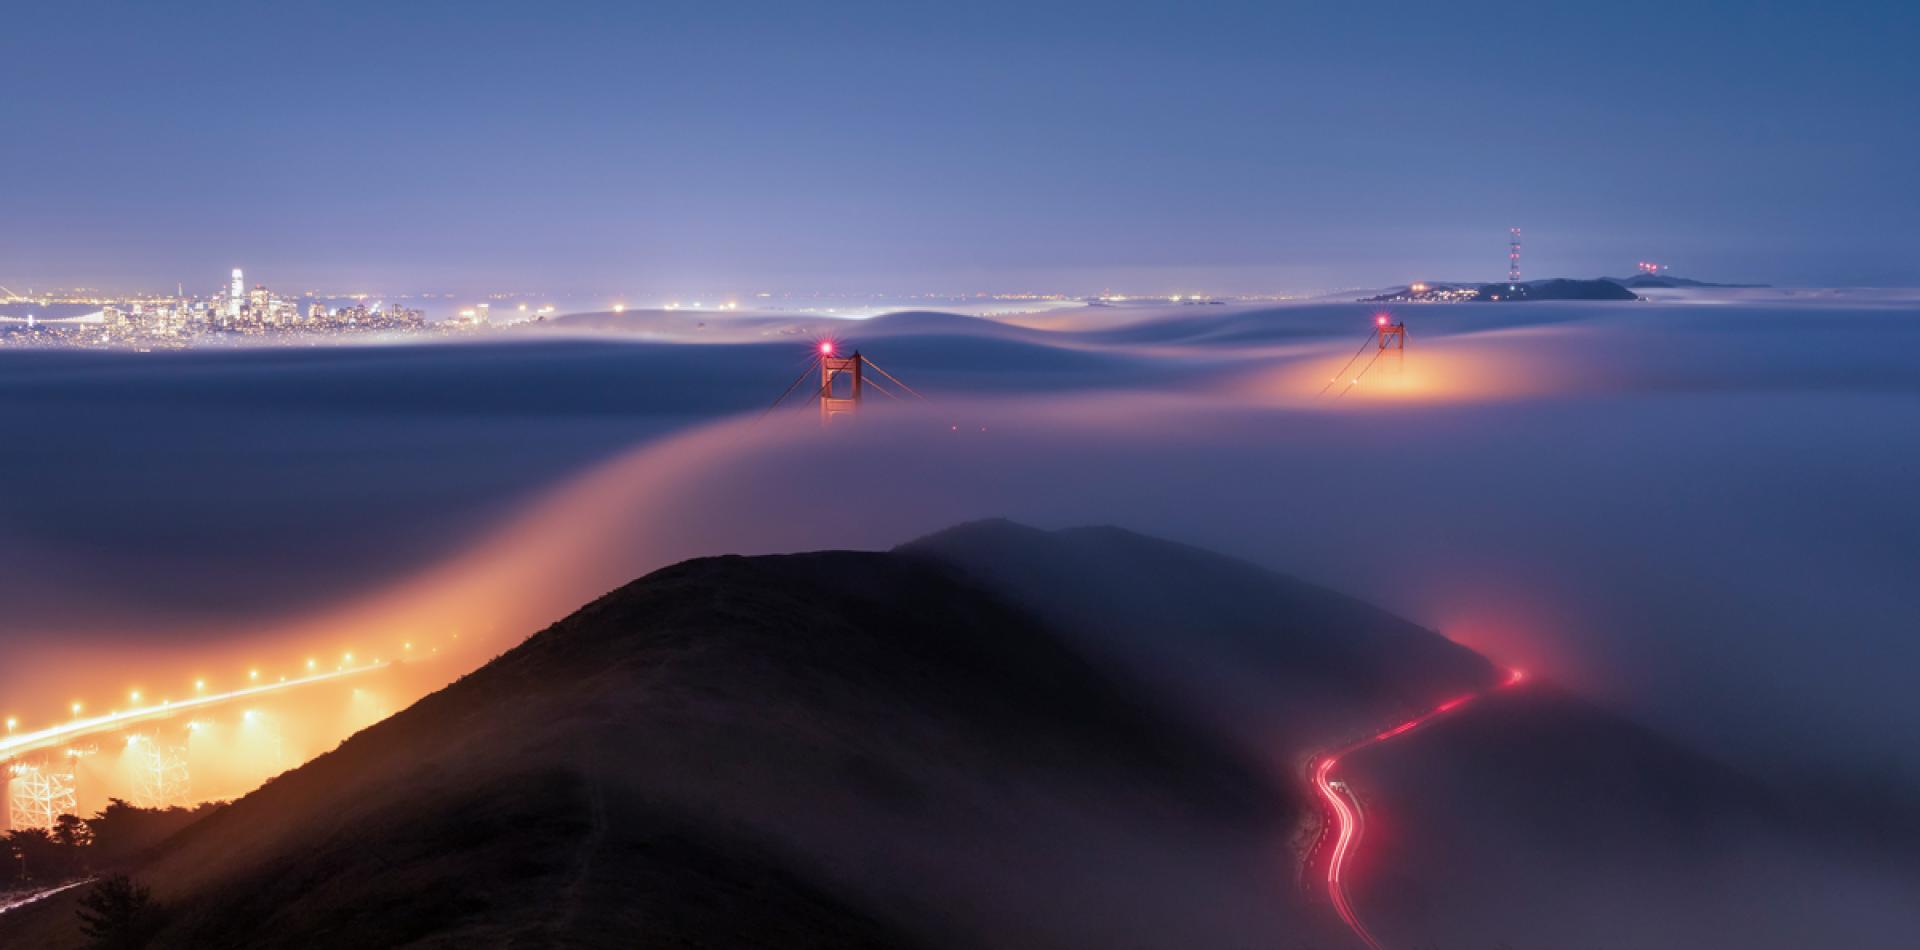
[1227, 329, 1585, 406]
[0, 662, 393, 761]
[4, 414, 783, 820]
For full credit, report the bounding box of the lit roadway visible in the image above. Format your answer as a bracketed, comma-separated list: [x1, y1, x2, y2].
[0, 662, 393, 761]
[0, 880, 92, 919]
[1308, 668, 1527, 950]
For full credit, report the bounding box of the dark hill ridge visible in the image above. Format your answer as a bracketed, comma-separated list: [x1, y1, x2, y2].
[9, 522, 1896, 948]
[1342, 681, 1920, 948]
[1603, 274, 1770, 289]
[1473, 278, 1640, 301]
[902, 519, 1499, 753]
[2, 541, 1322, 949]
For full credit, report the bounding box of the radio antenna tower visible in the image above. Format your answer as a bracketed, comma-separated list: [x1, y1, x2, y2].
[1507, 228, 1522, 287]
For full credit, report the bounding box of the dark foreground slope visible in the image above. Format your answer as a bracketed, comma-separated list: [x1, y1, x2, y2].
[2, 545, 1330, 949]
[1345, 682, 1920, 948]
[912, 523, 1920, 947]
[11, 523, 1897, 948]
[903, 520, 1499, 754]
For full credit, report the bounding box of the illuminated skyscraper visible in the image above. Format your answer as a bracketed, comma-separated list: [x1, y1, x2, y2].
[249, 284, 272, 324]
[228, 268, 245, 320]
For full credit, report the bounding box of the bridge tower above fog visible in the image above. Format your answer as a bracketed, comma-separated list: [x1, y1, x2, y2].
[1318, 314, 1410, 399]
[1377, 316, 1406, 371]
[763, 341, 924, 423]
[820, 350, 865, 423]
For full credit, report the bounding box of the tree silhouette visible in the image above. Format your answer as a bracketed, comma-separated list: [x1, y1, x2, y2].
[54, 812, 95, 850]
[76, 874, 159, 950]
[5, 827, 66, 881]
[86, 798, 220, 866]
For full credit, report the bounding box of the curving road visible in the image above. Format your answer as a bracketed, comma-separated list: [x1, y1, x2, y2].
[1308, 668, 1527, 950]
[0, 879, 92, 919]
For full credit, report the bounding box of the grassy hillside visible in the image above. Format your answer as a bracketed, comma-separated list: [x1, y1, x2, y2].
[7, 545, 1318, 948]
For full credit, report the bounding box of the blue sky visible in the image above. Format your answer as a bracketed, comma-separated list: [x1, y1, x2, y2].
[3, 0, 1916, 294]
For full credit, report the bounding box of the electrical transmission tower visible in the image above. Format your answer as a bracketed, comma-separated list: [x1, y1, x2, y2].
[1508, 227, 1522, 287]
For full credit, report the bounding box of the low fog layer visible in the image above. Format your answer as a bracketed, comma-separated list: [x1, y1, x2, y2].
[2, 295, 1917, 792]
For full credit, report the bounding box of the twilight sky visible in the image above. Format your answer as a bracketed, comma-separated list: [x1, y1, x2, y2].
[3, 0, 1916, 296]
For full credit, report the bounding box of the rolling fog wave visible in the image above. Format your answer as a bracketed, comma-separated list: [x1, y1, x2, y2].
[3, 298, 1917, 789]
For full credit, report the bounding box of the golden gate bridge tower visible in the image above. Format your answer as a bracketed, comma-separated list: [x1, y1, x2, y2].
[766, 341, 923, 423]
[1376, 314, 1406, 372]
[819, 346, 865, 423]
[1317, 314, 1409, 399]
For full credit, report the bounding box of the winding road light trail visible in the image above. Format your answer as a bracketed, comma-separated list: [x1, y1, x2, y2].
[0, 662, 393, 761]
[0, 879, 92, 919]
[1309, 668, 1527, 950]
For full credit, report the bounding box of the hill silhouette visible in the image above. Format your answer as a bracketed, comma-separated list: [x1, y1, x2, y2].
[9, 523, 1911, 947]
[0, 533, 1331, 948]
[902, 519, 1499, 753]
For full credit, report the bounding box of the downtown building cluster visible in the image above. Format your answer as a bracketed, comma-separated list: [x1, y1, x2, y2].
[97, 268, 427, 345]
[2, 268, 433, 349]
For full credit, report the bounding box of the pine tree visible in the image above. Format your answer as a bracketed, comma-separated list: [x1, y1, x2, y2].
[75, 874, 156, 950]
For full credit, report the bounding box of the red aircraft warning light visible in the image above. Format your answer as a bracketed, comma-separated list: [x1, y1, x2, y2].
[818, 341, 836, 356]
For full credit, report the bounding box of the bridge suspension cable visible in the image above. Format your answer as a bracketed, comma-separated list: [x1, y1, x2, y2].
[1317, 331, 1380, 397]
[1319, 316, 1408, 401]
[761, 342, 925, 422]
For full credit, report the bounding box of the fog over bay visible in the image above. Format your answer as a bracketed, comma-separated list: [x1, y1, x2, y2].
[3, 294, 1916, 792]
